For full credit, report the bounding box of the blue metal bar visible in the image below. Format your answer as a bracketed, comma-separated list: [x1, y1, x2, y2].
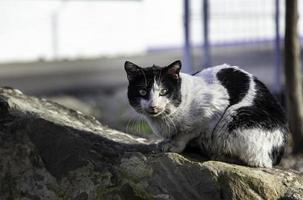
[183, 0, 193, 74]
[202, 0, 211, 68]
[274, 0, 281, 93]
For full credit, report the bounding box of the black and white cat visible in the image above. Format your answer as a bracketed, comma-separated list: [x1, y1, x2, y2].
[124, 60, 288, 168]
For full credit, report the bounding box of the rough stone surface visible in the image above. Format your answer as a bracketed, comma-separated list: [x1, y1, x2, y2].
[0, 87, 302, 200]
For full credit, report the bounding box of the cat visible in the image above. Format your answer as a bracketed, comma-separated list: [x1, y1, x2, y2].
[124, 60, 288, 168]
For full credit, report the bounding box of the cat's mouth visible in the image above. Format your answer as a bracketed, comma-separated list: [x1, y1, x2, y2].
[145, 109, 164, 117]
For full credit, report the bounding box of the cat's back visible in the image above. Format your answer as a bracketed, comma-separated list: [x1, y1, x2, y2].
[194, 64, 288, 167]
[193, 64, 251, 104]
[194, 64, 287, 130]
[193, 64, 249, 87]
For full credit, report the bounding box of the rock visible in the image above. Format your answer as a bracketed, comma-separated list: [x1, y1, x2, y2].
[48, 95, 98, 118]
[48, 90, 154, 139]
[0, 87, 302, 200]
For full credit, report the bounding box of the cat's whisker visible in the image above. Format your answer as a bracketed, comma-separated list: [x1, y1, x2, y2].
[126, 112, 143, 135]
[166, 113, 177, 131]
[140, 118, 147, 135]
[162, 113, 176, 137]
[137, 117, 144, 135]
[136, 116, 145, 135]
[126, 118, 136, 134]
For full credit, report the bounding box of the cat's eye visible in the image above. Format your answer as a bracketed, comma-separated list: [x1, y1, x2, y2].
[159, 89, 168, 96]
[139, 89, 147, 96]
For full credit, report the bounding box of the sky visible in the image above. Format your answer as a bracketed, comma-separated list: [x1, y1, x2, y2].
[0, 0, 302, 63]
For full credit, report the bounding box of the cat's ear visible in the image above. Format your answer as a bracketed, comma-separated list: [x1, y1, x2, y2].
[166, 60, 182, 79]
[124, 61, 141, 81]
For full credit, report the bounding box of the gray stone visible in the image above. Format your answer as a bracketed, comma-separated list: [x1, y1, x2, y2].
[0, 87, 302, 200]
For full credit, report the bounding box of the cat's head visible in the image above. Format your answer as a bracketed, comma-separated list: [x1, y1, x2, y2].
[124, 60, 182, 118]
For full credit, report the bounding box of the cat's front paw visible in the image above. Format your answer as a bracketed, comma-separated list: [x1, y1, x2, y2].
[157, 140, 184, 153]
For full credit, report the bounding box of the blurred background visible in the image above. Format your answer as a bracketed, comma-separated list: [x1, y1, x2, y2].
[0, 0, 303, 168]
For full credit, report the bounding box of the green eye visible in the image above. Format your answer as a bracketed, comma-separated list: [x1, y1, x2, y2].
[139, 89, 147, 96]
[159, 89, 168, 96]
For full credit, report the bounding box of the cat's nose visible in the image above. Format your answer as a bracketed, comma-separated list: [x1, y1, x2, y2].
[149, 105, 157, 111]
[147, 105, 161, 114]
[149, 105, 157, 110]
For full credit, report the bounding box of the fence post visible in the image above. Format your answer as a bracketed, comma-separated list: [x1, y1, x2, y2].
[183, 0, 193, 73]
[202, 0, 211, 68]
[274, 0, 281, 94]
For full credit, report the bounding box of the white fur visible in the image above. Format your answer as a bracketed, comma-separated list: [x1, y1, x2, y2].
[143, 64, 285, 167]
[223, 128, 285, 167]
[140, 80, 176, 137]
[140, 81, 169, 114]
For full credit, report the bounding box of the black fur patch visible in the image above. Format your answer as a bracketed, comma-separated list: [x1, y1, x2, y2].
[127, 65, 182, 111]
[216, 68, 250, 106]
[270, 146, 285, 166]
[228, 77, 288, 132]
